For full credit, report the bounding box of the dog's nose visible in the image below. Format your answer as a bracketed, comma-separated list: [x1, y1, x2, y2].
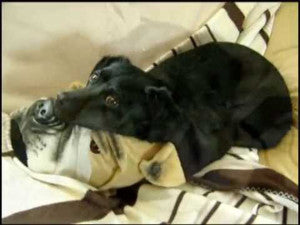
[54, 90, 88, 122]
[54, 92, 78, 121]
[35, 99, 54, 123]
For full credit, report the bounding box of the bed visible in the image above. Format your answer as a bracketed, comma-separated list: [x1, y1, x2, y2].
[2, 2, 298, 224]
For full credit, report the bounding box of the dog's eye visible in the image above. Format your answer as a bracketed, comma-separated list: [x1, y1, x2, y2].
[90, 74, 99, 82]
[105, 95, 119, 107]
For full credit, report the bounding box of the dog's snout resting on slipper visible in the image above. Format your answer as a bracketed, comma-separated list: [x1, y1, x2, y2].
[54, 42, 293, 179]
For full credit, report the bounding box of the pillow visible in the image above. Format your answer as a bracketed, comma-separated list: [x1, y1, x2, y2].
[259, 2, 298, 184]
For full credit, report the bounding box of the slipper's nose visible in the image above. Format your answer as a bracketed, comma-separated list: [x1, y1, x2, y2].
[34, 99, 54, 123]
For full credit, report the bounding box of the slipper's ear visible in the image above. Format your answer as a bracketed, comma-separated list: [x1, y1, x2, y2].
[139, 142, 186, 187]
[4, 110, 28, 166]
[10, 118, 28, 166]
[10, 106, 28, 125]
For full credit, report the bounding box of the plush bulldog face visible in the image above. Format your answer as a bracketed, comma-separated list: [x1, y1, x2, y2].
[11, 98, 71, 173]
[10, 98, 111, 183]
[10, 98, 186, 189]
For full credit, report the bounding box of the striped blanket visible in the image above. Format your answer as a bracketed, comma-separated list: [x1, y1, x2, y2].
[2, 2, 298, 224]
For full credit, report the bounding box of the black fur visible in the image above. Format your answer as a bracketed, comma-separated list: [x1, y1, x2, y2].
[54, 42, 292, 178]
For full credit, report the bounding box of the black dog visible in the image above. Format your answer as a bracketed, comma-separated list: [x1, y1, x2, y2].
[54, 42, 292, 179]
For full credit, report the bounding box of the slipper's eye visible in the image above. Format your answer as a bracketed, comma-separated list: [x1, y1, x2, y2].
[105, 95, 119, 108]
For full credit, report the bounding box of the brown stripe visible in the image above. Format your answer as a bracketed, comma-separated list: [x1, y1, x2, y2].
[258, 190, 273, 201]
[168, 191, 186, 223]
[2, 190, 117, 224]
[171, 48, 178, 56]
[245, 214, 257, 224]
[205, 24, 217, 42]
[282, 206, 288, 224]
[189, 36, 197, 48]
[264, 10, 271, 24]
[201, 201, 221, 224]
[197, 168, 298, 199]
[234, 195, 247, 208]
[113, 180, 144, 215]
[255, 203, 266, 215]
[259, 29, 269, 44]
[203, 190, 214, 197]
[1, 151, 15, 157]
[223, 2, 245, 32]
[226, 152, 244, 160]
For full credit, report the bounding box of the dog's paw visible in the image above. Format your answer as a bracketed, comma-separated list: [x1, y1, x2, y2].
[68, 81, 84, 90]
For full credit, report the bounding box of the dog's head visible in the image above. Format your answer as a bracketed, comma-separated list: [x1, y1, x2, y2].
[11, 98, 70, 172]
[54, 56, 181, 141]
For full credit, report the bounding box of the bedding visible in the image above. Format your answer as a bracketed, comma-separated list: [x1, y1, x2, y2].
[2, 2, 298, 224]
[2, 112, 298, 224]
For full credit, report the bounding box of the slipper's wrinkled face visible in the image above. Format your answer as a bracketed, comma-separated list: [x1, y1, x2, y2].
[10, 98, 169, 189]
[11, 98, 69, 173]
[9, 97, 183, 189]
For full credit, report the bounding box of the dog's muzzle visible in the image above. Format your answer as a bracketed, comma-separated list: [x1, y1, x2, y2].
[54, 92, 83, 122]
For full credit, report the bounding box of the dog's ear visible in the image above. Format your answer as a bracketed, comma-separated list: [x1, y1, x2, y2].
[144, 86, 172, 102]
[112, 56, 131, 64]
[94, 56, 131, 70]
[145, 86, 178, 120]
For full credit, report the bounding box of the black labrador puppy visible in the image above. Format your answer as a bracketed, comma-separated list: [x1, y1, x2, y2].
[54, 42, 292, 178]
